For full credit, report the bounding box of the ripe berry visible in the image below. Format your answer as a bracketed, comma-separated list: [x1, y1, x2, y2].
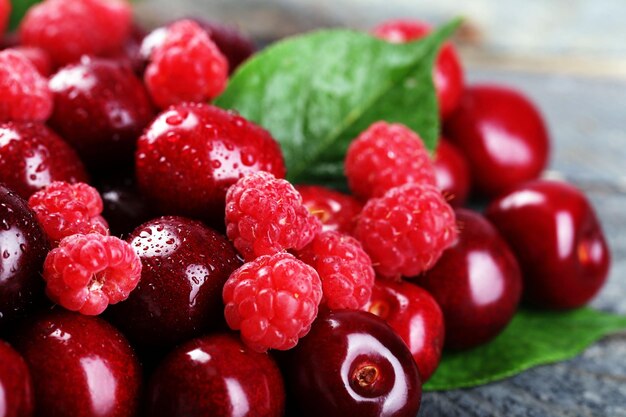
[0, 340, 34, 417]
[144, 19, 229, 109]
[223, 252, 323, 352]
[0, 50, 52, 122]
[136, 103, 286, 223]
[345, 121, 436, 200]
[96, 174, 152, 238]
[0, 0, 9, 38]
[225, 171, 321, 260]
[373, 19, 464, 119]
[297, 230, 375, 310]
[355, 183, 457, 280]
[28, 181, 108, 246]
[43, 233, 142, 316]
[147, 334, 285, 417]
[486, 180, 610, 309]
[444, 84, 550, 197]
[433, 139, 471, 207]
[296, 185, 363, 234]
[5, 46, 53, 76]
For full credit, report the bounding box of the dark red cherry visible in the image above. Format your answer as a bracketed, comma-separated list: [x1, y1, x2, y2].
[433, 139, 470, 207]
[0, 122, 88, 199]
[413, 209, 522, 350]
[0, 340, 34, 417]
[485, 180, 610, 309]
[365, 280, 444, 382]
[283, 309, 421, 417]
[13, 309, 141, 417]
[444, 84, 550, 198]
[107, 216, 241, 349]
[296, 185, 363, 234]
[147, 333, 285, 417]
[0, 185, 48, 330]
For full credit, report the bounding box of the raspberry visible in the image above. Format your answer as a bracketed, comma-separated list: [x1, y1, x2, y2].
[345, 122, 436, 200]
[0, 0, 10, 38]
[6, 47, 53, 76]
[297, 231, 375, 310]
[43, 233, 142, 315]
[20, 0, 132, 66]
[223, 252, 323, 351]
[28, 181, 108, 245]
[296, 185, 363, 234]
[354, 183, 458, 280]
[0, 50, 52, 122]
[144, 19, 228, 109]
[225, 172, 322, 261]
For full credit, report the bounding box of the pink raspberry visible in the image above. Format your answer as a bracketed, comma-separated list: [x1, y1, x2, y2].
[297, 231, 375, 310]
[345, 121, 436, 200]
[5, 47, 53, 76]
[144, 19, 229, 109]
[296, 185, 363, 234]
[223, 252, 323, 352]
[0, 0, 10, 37]
[43, 233, 142, 315]
[355, 183, 458, 280]
[28, 181, 108, 246]
[0, 50, 52, 122]
[225, 172, 322, 261]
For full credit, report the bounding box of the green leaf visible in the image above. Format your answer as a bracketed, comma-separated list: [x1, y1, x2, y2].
[425, 308, 626, 391]
[216, 20, 460, 185]
[8, 0, 41, 31]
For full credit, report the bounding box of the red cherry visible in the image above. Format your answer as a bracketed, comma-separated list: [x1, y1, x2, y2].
[485, 180, 610, 309]
[0, 340, 33, 417]
[296, 185, 363, 234]
[365, 279, 444, 382]
[146, 333, 285, 417]
[433, 139, 471, 207]
[413, 209, 522, 350]
[444, 84, 550, 198]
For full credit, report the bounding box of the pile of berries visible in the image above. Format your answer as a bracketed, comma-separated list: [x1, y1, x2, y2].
[0, 2, 611, 417]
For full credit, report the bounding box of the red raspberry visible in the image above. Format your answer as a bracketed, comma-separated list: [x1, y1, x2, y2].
[0, 50, 52, 122]
[28, 181, 108, 245]
[144, 19, 228, 109]
[297, 231, 375, 310]
[43, 233, 142, 315]
[296, 185, 363, 234]
[5, 47, 53, 76]
[19, 0, 132, 66]
[345, 122, 436, 200]
[223, 252, 323, 352]
[0, 0, 10, 38]
[355, 183, 458, 280]
[225, 172, 322, 261]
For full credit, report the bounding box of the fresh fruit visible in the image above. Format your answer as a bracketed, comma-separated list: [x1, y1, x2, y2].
[5, 46, 53, 76]
[444, 84, 550, 197]
[413, 209, 522, 350]
[223, 252, 322, 351]
[282, 309, 422, 417]
[108, 216, 241, 349]
[365, 280, 444, 382]
[13, 309, 141, 417]
[136, 102, 286, 223]
[0, 340, 33, 417]
[146, 333, 285, 417]
[0, 185, 48, 330]
[97, 174, 152, 237]
[485, 180, 610, 309]
[354, 183, 457, 280]
[296, 185, 363, 234]
[433, 139, 470, 207]
[0, 122, 89, 199]
[0, 0, 9, 38]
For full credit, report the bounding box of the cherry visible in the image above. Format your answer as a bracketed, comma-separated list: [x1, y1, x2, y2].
[282, 309, 421, 417]
[296, 184, 363, 234]
[413, 209, 522, 350]
[485, 180, 610, 309]
[0, 185, 48, 331]
[107, 216, 241, 349]
[146, 333, 285, 417]
[13, 309, 141, 417]
[0, 340, 33, 417]
[365, 280, 444, 382]
[433, 138, 470, 207]
[444, 84, 550, 198]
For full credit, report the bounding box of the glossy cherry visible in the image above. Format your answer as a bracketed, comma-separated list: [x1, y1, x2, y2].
[296, 185, 363, 234]
[0, 185, 48, 331]
[0, 340, 33, 417]
[147, 333, 285, 417]
[13, 309, 141, 417]
[444, 84, 550, 198]
[365, 280, 444, 382]
[283, 309, 421, 417]
[107, 216, 241, 349]
[485, 180, 610, 309]
[433, 138, 471, 207]
[413, 209, 522, 350]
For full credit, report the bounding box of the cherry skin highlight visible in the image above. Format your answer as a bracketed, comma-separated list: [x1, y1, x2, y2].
[0, 340, 34, 417]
